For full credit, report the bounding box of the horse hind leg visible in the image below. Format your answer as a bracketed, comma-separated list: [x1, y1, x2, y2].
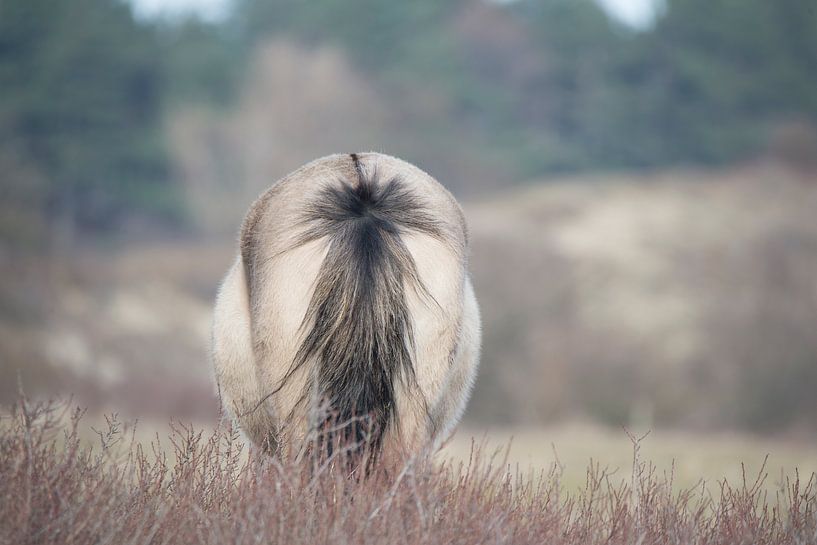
[212, 258, 278, 453]
[429, 276, 481, 448]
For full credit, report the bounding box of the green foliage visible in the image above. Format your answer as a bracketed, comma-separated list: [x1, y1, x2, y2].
[615, 0, 817, 166]
[231, 0, 817, 175]
[0, 0, 177, 247]
[2, 0, 816, 248]
[157, 19, 244, 107]
[234, 0, 462, 72]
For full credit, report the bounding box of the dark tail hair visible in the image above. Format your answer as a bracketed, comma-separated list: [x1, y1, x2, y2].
[292, 154, 442, 467]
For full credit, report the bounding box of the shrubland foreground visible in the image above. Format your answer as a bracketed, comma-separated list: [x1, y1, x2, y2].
[1, 399, 815, 545]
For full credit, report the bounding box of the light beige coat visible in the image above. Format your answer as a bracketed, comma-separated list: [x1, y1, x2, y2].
[212, 152, 480, 461]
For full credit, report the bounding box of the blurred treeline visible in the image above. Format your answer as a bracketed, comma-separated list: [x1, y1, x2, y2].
[2, 0, 817, 249]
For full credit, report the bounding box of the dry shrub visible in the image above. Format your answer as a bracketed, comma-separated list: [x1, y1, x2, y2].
[1, 398, 815, 545]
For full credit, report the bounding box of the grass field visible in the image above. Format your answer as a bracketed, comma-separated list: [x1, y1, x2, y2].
[62, 415, 817, 497]
[52, 410, 817, 497]
[444, 423, 817, 495]
[3, 399, 815, 544]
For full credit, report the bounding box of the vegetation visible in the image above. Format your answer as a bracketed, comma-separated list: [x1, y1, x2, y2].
[1, 398, 815, 544]
[213, 0, 817, 174]
[0, 0, 176, 248]
[2, 0, 817, 247]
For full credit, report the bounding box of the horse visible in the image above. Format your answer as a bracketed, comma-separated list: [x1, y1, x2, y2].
[212, 152, 480, 470]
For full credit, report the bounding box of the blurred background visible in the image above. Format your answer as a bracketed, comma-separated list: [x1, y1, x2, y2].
[2, 0, 817, 481]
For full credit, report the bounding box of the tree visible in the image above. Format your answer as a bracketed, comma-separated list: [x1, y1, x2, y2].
[618, 0, 817, 166]
[0, 0, 177, 249]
